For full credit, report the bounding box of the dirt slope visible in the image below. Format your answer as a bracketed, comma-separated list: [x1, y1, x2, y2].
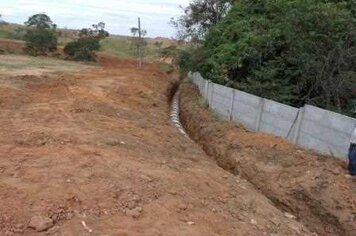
[179, 82, 356, 236]
[0, 58, 314, 235]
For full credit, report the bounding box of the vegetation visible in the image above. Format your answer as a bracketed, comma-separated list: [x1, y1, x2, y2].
[158, 62, 174, 74]
[0, 23, 27, 41]
[64, 22, 109, 61]
[0, 22, 177, 60]
[171, 0, 233, 40]
[0, 54, 94, 75]
[177, 0, 356, 117]
[23, 14, 58, 56]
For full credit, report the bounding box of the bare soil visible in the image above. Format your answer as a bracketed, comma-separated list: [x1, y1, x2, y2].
[0, 39, 24, 54]
[179, 82, 356, 236]
[0, 56, 315, 235]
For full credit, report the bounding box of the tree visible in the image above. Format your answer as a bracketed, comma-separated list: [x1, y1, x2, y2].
[23, 13, 58, 56]
[196, 0, 356, 116]
[171, 0, 233, 41]
[25, 13, 57, 30]
[64, 22, 109, 61]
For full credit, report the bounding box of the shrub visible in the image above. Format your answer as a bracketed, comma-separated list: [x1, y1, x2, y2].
[64, 38, 100, 61]
[23, 14, 58, 56]
[24, 29, 57, 56]
[175, 43, 204, 76]
[64, 22, 109, 61]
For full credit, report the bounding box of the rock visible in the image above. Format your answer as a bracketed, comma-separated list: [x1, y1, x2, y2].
[250, 219, 257, 225]
[187, 221, 195, 225]
[28, 216, 54, 232]
[81, 221, 93, 233]
[140, 175, 153, 182]
[344, 174, 352, 179]
[284, 212, 297, 219]
[168, 190, 177, 195]
[126, 207, 142, 218]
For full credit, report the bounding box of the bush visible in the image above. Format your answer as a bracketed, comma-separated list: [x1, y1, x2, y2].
[175, 43, 204, 76]
[64, 22, 109, 61]
[23, 14, 58, 56]
[64, 38, 100, 61]
[24, 29, 57, 56]
[197, 0, 356, 116]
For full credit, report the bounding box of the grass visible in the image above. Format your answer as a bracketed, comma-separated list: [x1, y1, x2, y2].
[158, 62, 174, 74]
[100, 36, 134, 58]
[0, 23, 27, 40]
[0, 54, 95, 76]
[100, 35, 176, 60]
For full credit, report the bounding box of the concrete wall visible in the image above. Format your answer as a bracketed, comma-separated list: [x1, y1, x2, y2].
[231, 90, 262, 130]
[210, 83, 234, 120]
[260, 99, 300, 141]
[297, 105, 356, 157]
[189, 72, 356, 158]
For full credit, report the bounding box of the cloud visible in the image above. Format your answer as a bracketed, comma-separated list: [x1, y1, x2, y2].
[0, 0, 190, 37]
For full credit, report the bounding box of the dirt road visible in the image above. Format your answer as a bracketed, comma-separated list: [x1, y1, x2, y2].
[0, 56, 316, 235]
[179, 82, 356, 236]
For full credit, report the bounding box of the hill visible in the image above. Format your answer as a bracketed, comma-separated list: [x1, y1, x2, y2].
[0, 22, 178, 60]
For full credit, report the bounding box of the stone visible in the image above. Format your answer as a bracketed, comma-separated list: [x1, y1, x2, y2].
[28, 216, 54, 232]
[250, 219, 257, 225]
[284, 212, 297, 219]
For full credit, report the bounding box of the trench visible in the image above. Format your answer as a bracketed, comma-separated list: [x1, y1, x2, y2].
[168, 81, 352, 236]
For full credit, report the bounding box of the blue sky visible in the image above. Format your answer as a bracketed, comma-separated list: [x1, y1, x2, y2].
[0, 0, 190, 37]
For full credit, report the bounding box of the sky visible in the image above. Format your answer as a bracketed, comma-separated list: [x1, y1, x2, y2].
[0, 0, 190, 37]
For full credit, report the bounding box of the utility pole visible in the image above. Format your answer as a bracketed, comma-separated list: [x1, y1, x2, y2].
[138, 17, 142, 68]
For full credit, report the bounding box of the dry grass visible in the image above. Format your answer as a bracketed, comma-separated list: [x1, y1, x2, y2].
[0, 54, 95, 76]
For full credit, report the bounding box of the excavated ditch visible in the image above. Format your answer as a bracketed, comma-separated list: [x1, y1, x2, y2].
[171, 81, 356, 236]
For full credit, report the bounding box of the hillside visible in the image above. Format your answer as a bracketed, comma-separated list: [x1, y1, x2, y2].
[0, 22, 177, 59]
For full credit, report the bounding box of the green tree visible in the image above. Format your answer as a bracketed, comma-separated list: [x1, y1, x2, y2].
[171, 0, 233, 40]
[23, 13, 58, 56]
[64, 22, 109, 61]
[195, 0, 356, 116]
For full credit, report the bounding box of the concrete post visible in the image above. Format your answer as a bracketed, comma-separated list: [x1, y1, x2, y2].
[255, 98, 265, 131]
[205, 80, 210, 101]
[200, 77, 204, 94]
[209, 83, 214, 108]
[229, 89, 236, 121]
[293, 106, 305, 145]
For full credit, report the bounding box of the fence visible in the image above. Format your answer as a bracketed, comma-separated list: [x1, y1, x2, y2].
[189, 72, 356, 158]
